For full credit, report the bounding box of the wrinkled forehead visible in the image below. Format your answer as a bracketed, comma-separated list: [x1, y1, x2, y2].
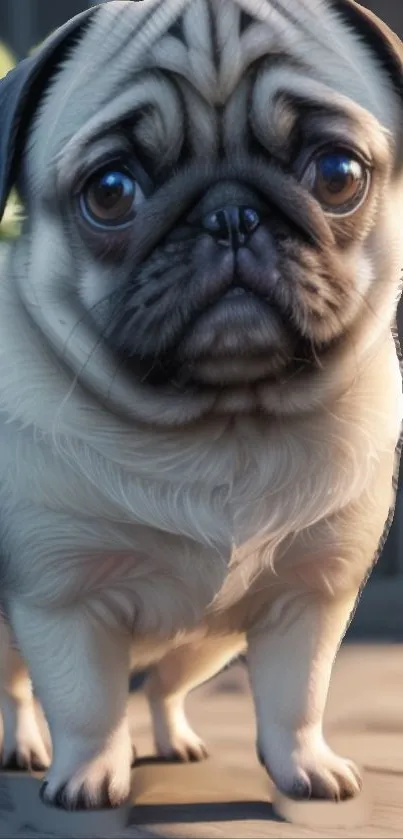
[30, 0, 399, 180]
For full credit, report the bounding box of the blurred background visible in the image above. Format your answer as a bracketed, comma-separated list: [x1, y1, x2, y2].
[0, 0, 402, 641]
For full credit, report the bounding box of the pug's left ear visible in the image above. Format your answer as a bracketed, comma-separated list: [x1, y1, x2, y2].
[0, 5, 100, 222]
[331, 0, 403, 97]
[331, 0, 403, 165]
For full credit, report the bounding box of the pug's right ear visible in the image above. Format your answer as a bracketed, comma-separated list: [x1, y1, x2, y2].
[0, 5, 100, 222]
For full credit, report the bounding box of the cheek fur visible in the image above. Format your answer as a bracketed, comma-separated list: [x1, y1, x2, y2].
[276, 240, 368, 345]
[79, 264, 118, 314]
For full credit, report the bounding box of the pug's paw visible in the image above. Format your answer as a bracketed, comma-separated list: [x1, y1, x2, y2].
[156, 727, 209, 763]
[148, 692, 209, 763]
[258, 729, 362, 801]
[151, 703, 209, 762]
[40, 724, 132, 810]
[1, 694, 50, 772]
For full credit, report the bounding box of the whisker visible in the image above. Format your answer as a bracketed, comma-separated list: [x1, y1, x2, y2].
[140, 360, 159, 383]
[106, 358, 126, 402]
[52, 296, 127, 439]
[308, 339, 324, 370]
[59, 287, 126, 363]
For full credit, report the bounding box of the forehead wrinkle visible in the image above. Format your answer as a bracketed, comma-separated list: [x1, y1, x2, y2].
[222, 75, 252, 155]
[94, 0, 194, 88]
[250, 66, 393, 162]
[41, 0, 399, 117]
[231, 0, 399, 127]
[55, 77, 185, 187]
[33, 1, 191, 170]
[169, 76, 219, 157]
[28, 0, 400, 191]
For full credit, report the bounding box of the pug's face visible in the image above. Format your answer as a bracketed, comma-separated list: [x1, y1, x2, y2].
[8, 0, 403, 423]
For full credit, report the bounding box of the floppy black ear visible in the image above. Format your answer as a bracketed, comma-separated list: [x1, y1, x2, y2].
[0, 6, 100, 222]
[331, 0, 403, 97]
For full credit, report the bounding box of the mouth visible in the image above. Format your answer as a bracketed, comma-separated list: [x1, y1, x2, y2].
[104, 221, 330, 392]
[118, 287, 315, 391]
[222, 286, 248, 298]
[175, 287, 295, 382]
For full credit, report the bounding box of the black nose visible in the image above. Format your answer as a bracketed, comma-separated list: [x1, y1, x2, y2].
[202, 205, 260, 249]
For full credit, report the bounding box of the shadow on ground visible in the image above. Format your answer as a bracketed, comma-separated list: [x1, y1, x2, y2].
[129, 799, 281, 827]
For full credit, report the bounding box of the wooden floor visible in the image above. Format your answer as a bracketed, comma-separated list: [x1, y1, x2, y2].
[0, 643, 402, 838]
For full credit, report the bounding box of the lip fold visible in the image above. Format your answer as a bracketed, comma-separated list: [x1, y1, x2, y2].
[177, 291, 292, 360]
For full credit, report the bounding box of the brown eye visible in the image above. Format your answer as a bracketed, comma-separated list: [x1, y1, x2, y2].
[304, 152, 370, 215]
[80, 168, 143, 228]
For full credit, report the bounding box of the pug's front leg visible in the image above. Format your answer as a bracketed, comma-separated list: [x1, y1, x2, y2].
[8, 600, 132, 810]
[0, 643, 50, 771]
[247, 592, 361, 801]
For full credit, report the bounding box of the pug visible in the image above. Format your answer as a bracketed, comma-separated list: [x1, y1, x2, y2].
[0, 0, 401, 812]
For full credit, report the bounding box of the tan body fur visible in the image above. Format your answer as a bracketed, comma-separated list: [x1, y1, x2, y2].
[0, 0, 401, 809]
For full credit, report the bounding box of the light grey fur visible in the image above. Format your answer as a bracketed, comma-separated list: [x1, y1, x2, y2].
[0, 0, 401, 811]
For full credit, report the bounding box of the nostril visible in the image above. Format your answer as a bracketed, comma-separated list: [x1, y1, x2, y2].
[202, 205, 261, 249]
[241, 208, 260, 235]
[202, 209, 229, 237]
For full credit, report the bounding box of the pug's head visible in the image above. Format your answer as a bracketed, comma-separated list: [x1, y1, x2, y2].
[0, 0, 402, 426]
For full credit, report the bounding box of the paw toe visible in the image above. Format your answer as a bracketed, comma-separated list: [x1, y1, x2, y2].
[288, 759, 362, 802]
[259, 737, 362, 803]
[40, 775, 127, 811]
[156, 727, 209, 764]
[290, 773, 312, 800]
[165, 739, 209, 763]
[3, 750, 48, 773]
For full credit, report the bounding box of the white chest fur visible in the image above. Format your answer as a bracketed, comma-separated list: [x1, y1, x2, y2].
[0, 360, 399, 638]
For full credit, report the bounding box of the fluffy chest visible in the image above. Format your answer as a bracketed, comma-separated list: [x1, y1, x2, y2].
[0, 405, 389, 631]
[2, 408, 381, 550]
